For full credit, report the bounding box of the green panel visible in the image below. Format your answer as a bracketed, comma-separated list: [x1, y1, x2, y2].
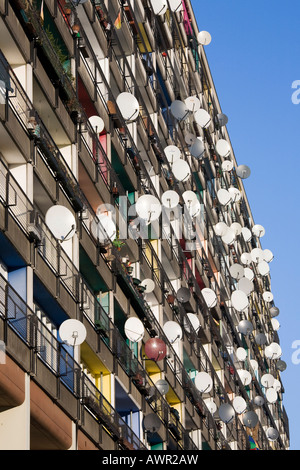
[151, 443, 163, 450]
[111, 145, 135, 193]
[202, 441, 211, 450]
[79, 245, 108, 292]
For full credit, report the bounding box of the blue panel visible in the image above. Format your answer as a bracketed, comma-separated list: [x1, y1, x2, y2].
[8, 267, 27, 301]
[0, 232, 27, 270]
[33, 274, 68, 327]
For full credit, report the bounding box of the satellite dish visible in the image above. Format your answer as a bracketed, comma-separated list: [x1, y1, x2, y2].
[194, 371, 213, 393]
[143, 413, 162, 433]
[140, 279, 155, 294]
[88, 115, 104, 133]
[163, 321, 182, 344]
[215, 139, 231, 158]
[221, 160, 233, 172]
[214, 222, 229, 237]
[272, 378, 281, 392]
[252, 224, 265, 238]
[236, 165, 251, 179]
[237, 277, 254, 296]
[161, 190, 180, 209]
[236, 347, 247, 362]
[240, 253, 252, 266]
[266, 388, 278, 404]
[204, 398, 217, 414]
[59, 319, 86, 346]
[216, 113, 229, 127]
[263, 249, 274, 263]
[184, 313, 200, 334]
[232, 396, 247, 414]
[170, 100, 189, 121]
[229, 264, 244, 280]
[218, 403, 235, 424]
[241, 227, 252, 243]
[45, 205, 76, 241]
[149, 0, 167, 15]
[95, 214, 117, 243]
[144, 338, 167, 361]
[243, 411, 258, 429]
[231, 290, 249, 312]
[124, 317, 145, 342]
[271, 318, 280, 331]
[250, 359, 258, 371]
[229, 187, 242, 203]
[185, 132, 197, 146]
[265, 342, 282, 360]
[190, 138, 205, 159]
[201, 288, 217, 308]
[185, 96, 201, 112]
[155, 379, 169, 395]
[257, 261, 270, 277]
[238, 320, 253, 336]
[217, 188, 232, 206]
[244, 267, 254, 282]
[177, 287, 191, 303]
[263, 291, 274, 303]
[266, 427, 279, 441]
[237, 369, 251, 386]
[168, 0, 183, 12]
[172, 159, 191, 182]
[276, 360, 287, 372]
[255, 333, 267, 346]
[183, 192, 201, 217]
[253, 395, 265, 407]
[136, 195, 162, 224]
[269, 306, 280, 318]
[194, 108, 211, 128]
[221, 227, 236, 245]
[164, 145, 181, 164]
[251, 248, 264, 264]
[116, 92, 140, 121]
[197, 31, 212, 45]
[261, 373, 274, 388]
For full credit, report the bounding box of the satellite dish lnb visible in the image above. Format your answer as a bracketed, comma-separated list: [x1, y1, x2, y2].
[59, 319, 86, 346]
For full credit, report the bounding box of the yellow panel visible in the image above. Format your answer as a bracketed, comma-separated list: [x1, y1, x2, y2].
[137, 23, 152, 53]
[81, 342, 110, 376]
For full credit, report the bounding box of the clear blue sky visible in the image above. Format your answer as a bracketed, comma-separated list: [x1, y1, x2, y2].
[191, 0, 300, 450]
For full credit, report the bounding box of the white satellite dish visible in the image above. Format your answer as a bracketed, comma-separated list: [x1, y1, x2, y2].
[255, 333, 267, 346]
[164, 145, 181, 164]
[229, 264, 244, 280]
[161, 190, 180, 209]
[250, 359, 258, 371]
[190, 138, 205, 159]
[170, 100, 189, 121]
[269, 306, 280, 318]
[214, 222, 229, 237]
[116, 92, 140, 121]
[237, 320, 253, 336]
[253, 395, 265, 407]
[252, 224, 265, 238]
[140, 278, 155, 294]
[272, 378, 281, 392]
[244, 267, 254, 282]
[149, 0, 167, 15]
[155, 379, 169, 395]
[216, 113, 228, 127]
[237, 369, 251, 386]
[266, 388, 278, 404]
[229, 187, 242, 202]
[240, 253, 252, 266]
[185, 96, 201, 112]
[266, 427, 279, 441]
[195, 371, 213, 393]
[218, 403, 235, 424]
[183, 191, 201, 217]
[201, 288, 217, 308]
[172, 159, 191, 182]
[251, 248, 264, 264]
[194, 108, 211, 128]
[221, 227, 236, 245]
[263, 249, 274, 263]
[136, 195, 162, 224]
[124, 317, 145, 342]
[168, 0, 183, 12]
[271, 318, 280, 331]
[45, 205, 76, 241]
[88, 115, 105, 133]
[215, 139, 231, 158]
[243, 411, 258, 429]
[257, 261, 270, 277]
[95, 214, 117, 243]
[231, 222, 242, 236]
[59, 319, 87, 346]
[183, 313, 200, 334]
[232, 396, 247, 414]
[241, 227, 252, 243]
[163, 321, 182, 344]
[231, 290, 249, 312]
[265, 342, 282, 360]
[185, 132, 197, 146]
[197, 31, 212, 45]
[217, 188, 232, 206]
[236, 165, 251, 179]
[261, 373, 274, 388]
[204, 398, 217, 414]
[221, 160, 233, 172]
[237, 277, 254, 297]
[263, 291, 274, 303]
[236, 347, 247, 362]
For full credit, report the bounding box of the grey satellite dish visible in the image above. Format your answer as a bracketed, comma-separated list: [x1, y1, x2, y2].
[170, 100, 189, 121]
[236, 347, 247, 362]
[163, 321, 182, 344]
[252, 224, 265, 238]
[143, 413, 162, 432]
[229, 187, 242, 203]
[161, 190, 180, 209]
[261, 373, 274, 388]
[241, 227, 252, 243]
[116, 92, 140, 121]
[201, 288, 217, 308]
[184, 313, 200, 334]
[204, 398, 217, 414]
[149, 0, 167, 15]
[124, 317, 145, 342]
[194, 108, 211, 128]
[266, 388, 278, 404]
[185, 132, 197, 146]
[88, 115, 104, 133]
[229, 264, 244, 280]
[253, 395, 265, 407]
[266, 427, 279, 441]
[243, 411, 258, 429]
[190, 138, 205, 159]
[136, 195, 162, 224]
[221, 160, 233, 172]
[263, 291, 274, 303]
[271, 318, 280, 331]
[255, 333, 267, 346]
[244, 267, 254, 282]
[231, 290, 249, 312]
[195, 371, 213, 393]
[214, 222, 229, 237]
[185, 96, 201, 112]
[172, 159, 191, 182]
[263, 249, 274, 263]
[237, 369, 251, 386]
[218, 403, 235, 424]
[215, 139, 231, 158]
[257, 261, 270, 277]
[221, 227, 236, 245]
[276, 360, 287, 372]
[238, 320, 253, 336]
[265, 342, 282, 360]
[237, 277, 254, 296]
[251, 248, 264, 264]
[217, 188, 232, 206]
[216, 113, 228, 127]
[164, 145, 181, 164]
[236, 165, 251, 179]
[45, 205, 76, 241]
[177, 287, 191, 303]
[240, 253, 252, 266]
[197, 31, 212, 45]
[168, 0, 183, 12]
[59, 319, 87, 346]
[269, 306, 280, 318]
[232, 396, 247, 414]
[155, 379, 169, 395]
[140, 278, 155, 294]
